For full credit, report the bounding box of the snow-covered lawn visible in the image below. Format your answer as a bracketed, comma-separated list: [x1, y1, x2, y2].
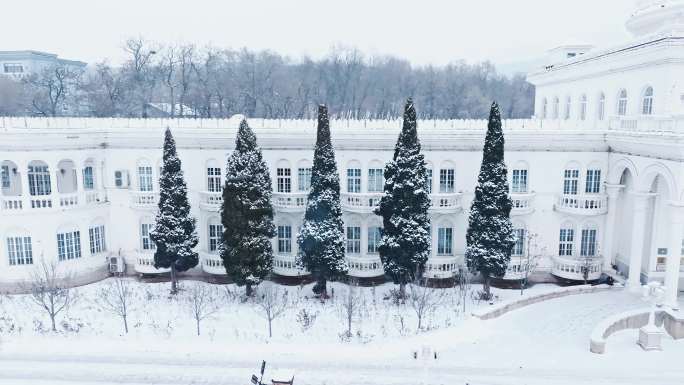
[0, 278, 682, 385]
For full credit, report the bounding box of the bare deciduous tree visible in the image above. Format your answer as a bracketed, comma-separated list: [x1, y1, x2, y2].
[186, 283, 221, 336]
[253, 283, 290, 338]
[338, 281, 361, 339]
[22, 260, 75, 332]
[24, 64, 83, 116]
[406, 280, 445, 332]
[96, 276, 134, 334]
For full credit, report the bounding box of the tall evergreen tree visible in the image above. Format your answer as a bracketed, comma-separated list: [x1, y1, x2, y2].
[220, 119, 276, 296]
[465, 102, 515, 299]
[151, 128, 199, 294]
[375, 98, 431, 297]
[297, 104, 347, 298]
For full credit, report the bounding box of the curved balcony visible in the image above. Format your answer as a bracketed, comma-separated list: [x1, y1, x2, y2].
[134, 251, 171, 274]
[502, 256, 534, 280]
[551, 255, 603, 281]
[272, 192, 308, 212]
[346, 254, 385, 278]
[342, 192, 382, 213]
[1, 191, 108, 213]
[129, 191, 159, 209]
[429, 193, 463, 214]
[272, 253, 309, 277]
[510, 192, 535, 215]
[424, 256, 460, 279]
[554, 194, 607, 216]
[199, 191, 223, 211]
[200, 251, 226, 275]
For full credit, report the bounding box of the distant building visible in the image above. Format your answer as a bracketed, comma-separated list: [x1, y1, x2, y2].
[0, 50, 87, 79]
[146, 103, 198, 118]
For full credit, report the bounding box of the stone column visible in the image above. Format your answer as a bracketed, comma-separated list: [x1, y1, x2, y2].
[602, 184, 624, 270]
[664, 201, 684, 310]
[627, 192, 655, 289]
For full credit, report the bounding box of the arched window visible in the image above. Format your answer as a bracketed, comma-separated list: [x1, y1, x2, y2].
[564, 97, 572, 120]
[579, 95, 587, 121]
[597, 93, 606, 121]
[28, 160, 51, 196]
[553, 97, 560, 119]
[276, 160, 292, 194]
[642, 86, 654, 115]
[617, 89, 628, 116]
[541, 98, 548, 119]
[136, 159, 153, 192]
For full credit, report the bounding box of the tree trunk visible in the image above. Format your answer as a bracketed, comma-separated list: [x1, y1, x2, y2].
[50, 314, 57, 332]
[268, 319, 273, 338]
[123, 315, 129, 334]
[246, 283, 253, 297]
[399, 282, 406, 301]
[483, 274, 491, 300]
[170, 264, 178, 295]
[196, 319, 201, 336]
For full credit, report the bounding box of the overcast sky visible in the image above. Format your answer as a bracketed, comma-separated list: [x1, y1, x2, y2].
[1, 0, 636, 70]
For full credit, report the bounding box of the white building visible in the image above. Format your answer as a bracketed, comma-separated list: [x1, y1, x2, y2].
[0, 1, 682, 307]
[0, 50, 87, 79]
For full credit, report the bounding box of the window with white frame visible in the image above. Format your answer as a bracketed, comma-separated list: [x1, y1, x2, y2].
[368, 169, 384, 193]
[277, 225, 292, 253]
[297, 167, 312, 191]
[7, 236, 33, 265]
[597, 93, 606, 120]
[207, 167, 222, 192]
[580, 228, 597, 257]
[585, 169, 601, 194]
[512, 228, 526, 256]
[426, 169, 433, 194]
[368, 226, 382, 254]
[88, 225, 106, 255]
[1, 165, 9, 188]
[564, 97, 572, 120]
[642, 87, 654, 115]
[558, 228, 574, 256]
[138, 166, 153, 192]
[208, 222, 223, 253]
[276, 168, 291, 193]
[28, 164, 51, 196]
[617, 90, 628, 116]
[563, 169, 580, 195]
[437, 227, 453, 255]
[347, 168, 361, 193]
[57, 230, 81, 261]
[346, 226, 361, 254]
[3, 63, 23, 73]
[439, 169, 455, 193]
[580, 95, 587, 120]
[141, 223, 156, 250]
[553, 97, 560, 119]
[511, 169, 528, 193]
[83, 166, 94, 190]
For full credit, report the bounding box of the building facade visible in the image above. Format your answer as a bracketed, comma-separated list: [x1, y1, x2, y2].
[0, 50, 86, 79]
[0, 1, 682, 306]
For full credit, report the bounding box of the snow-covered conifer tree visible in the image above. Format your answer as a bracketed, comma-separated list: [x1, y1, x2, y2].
[221, 119, 276, 297]
[297, 105, 347, 298]
[374, 98, 431, 297]
[151, 128, 199, 294]
[465, 102, 515, 299]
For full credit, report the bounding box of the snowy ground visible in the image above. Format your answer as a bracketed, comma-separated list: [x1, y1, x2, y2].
[0, 278, 682, 385]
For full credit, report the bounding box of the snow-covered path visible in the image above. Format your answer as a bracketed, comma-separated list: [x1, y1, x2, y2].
[1, 289, 682, 385]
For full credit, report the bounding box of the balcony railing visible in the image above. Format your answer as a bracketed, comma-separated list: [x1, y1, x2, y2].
[272, 253, 309, 277]
[346, 254, 384, 278]
[129, 191, 159, 209]
[134, 251, 170, 274]
[554, 194, 607, 215]
[551, 255, 603, 281]
[342, 192, 383, 212]
[272, 192, 308, 211]
[423, 256, 460, 279]
[510, 192, 535, 215]
[429, 193, 463, 213]
[502, 256, 534, 280]
[1, 191, 108, 213]
[200, 251, 226, 275]
[608, 116, 684, 134]
[199, 191, 223, 211]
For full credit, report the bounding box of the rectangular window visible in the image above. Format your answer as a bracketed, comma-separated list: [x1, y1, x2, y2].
[1, 165, 10, 188]
[28, 165, 51, 196]
[297, 168, 312, 192]
[277, 225, 292, 254]
[512, 228, 526, 256]
[57, 231, 81, 261]
[563, 169, 579, 195]
[138, 166, 153, 192]
[437, 227, 453, 255]
[511, 169, 528, 193]
[346, 226, 361, 254]
[88, 225, 106, 255]
[141, 223, 156, 250]
[3, 63, 23, 73]
[83, 166, 94, 190]
[618, 99, 628, 116]
[581, 229, 597, 257]
[367, 169, 384, 193]
[585, 169, 601, 194]
[347, 169, 361, 193]
[559, 228, 574, 256]
[207, 167, 222, 193]
[439, 169, 455, 193]
[277, 168, 291, 193]
[426, 169, 433, 194]
[367, 226, 382, 254]
[208, 223, 223, 253]
[7, 236, 33, 265]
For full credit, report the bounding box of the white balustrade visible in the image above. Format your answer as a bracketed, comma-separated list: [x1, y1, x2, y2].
[272, 192, 308, 211]
[59, 193, 79, 207]
[502, 256, 535, 280]
[134, 251, 171, 274]
[272, 253, 309, 276]
[342, 193, 383, 212]
[85, 190, 106, 204]
[424, 256, 460, 279]
[551, 255, 603, 281]
[201, 251, 226, 275]
[429, 193, 463, 213]
[199, 191, 223, 211]
[555, 194, 608, 215]
[1, 197, 23, 210]
[510, 192, 535, 215]
[346, 255, 385, 278]
[129, 191, 159, 209]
